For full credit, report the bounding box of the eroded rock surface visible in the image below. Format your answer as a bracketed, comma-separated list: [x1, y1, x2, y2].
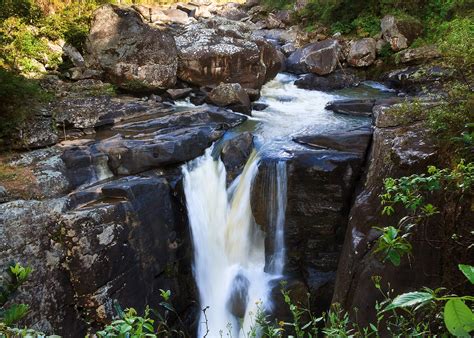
[86, 5, 178, 91]
[175, 18, 281, 89]
[286, 39, 340, 75]
[332, 103, 438, 327]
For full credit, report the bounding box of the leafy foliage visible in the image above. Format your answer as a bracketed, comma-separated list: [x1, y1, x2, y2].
[0, 68, 51, 139]
[385, 264, 474, 337]
[374, 160, 474, 266]
[0, 263, 32, 326]
[96, 290, 186, 337]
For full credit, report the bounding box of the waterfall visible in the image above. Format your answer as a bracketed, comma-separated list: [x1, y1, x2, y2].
[266, 160, 287, 276]
[183, 147, 288, 337]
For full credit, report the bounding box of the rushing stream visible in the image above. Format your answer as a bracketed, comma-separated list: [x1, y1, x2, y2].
[182, 73, 392, 336]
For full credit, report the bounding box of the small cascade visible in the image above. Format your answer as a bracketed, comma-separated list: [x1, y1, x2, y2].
[266, 160, 287, 276]
[183, 147, 278, 337]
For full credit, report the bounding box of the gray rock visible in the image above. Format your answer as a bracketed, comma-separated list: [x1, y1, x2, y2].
[395, 45, 441, 64]
[0, 186, 7, 203]
[11, 115, 58, 150]
[86, 5, 178, 91]
[326, 99, 376, 117]
[293, 126, 373, 155]
[294, 69, 360, 91]
[286, 39, 341, 75]
[62, 43, 85, 67]
[281, 42, 296, 56]
[96, 107, 247, 175]
[347, 38, 376, 67]
[208, 83, 251, 115]
[166, 88, 193, 100]
[381, 15, 423, 51]
[175, 18, 281, 89]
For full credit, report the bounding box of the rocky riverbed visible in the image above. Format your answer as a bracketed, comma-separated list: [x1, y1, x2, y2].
[0, 1, 463, 336]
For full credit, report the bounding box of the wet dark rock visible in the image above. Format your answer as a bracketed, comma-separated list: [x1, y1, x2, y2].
[61, 145, 112, 188]
[175, 18, 281, 89]
[281, 42, 296, 56]
[325, 99, 376, 117]
[64, 174, 195, 332]
[96, 108, 247, 175]
[227, 273, 250, 318]
[207, 83, 251, 115]
[221, 132, 254, 184]
[245, 88, 261, 101]
[85, 5, 178, 91]
[252, 102, 268, 111]
[268, 278, 309, 323]
[294, 69, 360, 91]
[286, 39, 340, 75]
[333, 104, 438, 327]
[253, 141, 369, 313]
[294, 126, 373, 155]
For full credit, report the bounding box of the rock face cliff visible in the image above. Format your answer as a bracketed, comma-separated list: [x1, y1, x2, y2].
[0, 104, 247, 335]
[332, 103, 440, 325]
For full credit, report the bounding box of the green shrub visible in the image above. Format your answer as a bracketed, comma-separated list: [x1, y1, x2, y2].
[351, 15, 380, 37]
[262, 0, 295, 10]
[0, 0, 43, 23]
[0, 68, 50, 138]
[40, 2, 98, 53]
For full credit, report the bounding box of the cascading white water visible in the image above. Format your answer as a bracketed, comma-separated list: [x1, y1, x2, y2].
[181, 73, 389, 336]
[183, 148, 277, 337]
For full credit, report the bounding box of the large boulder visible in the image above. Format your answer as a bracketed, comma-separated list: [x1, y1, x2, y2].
[175, 18, 281, 89]
[207, 83, 251, 115]
[381, 15, 423, 51]
[294, 69, 360, 91]
[347, 38, 376, 67]
[286, 39, 341, 75]
[85, 5, 178, 91]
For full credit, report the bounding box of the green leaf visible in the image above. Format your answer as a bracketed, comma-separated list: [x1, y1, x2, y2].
[384, 292, 434, 311]
[444, 299, 474, 336]
[459, 264, 474, 284]
[387, 250, 401, 266]
[2, 303, 29, 325]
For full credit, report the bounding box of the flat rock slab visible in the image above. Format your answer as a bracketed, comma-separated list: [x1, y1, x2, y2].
[293, 126, 373, 155]
[93, 107, 247, 175]
[325, 99, 376, 117]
